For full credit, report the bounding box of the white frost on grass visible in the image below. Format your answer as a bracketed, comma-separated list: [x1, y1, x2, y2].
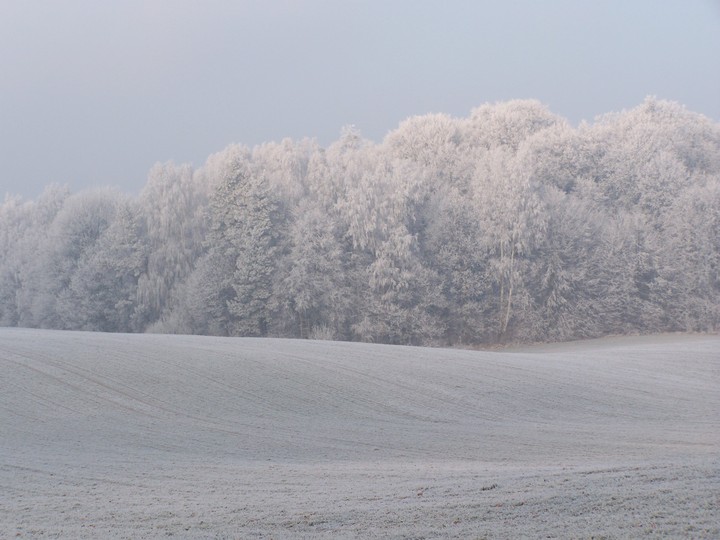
[1, 329, 718, 538]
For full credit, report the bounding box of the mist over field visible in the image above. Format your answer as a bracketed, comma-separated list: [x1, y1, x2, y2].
[1, 98, 719, 346]
[1, 329, 719, 538]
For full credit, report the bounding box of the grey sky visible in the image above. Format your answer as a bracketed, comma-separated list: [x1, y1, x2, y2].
[2, 0, 719, 199]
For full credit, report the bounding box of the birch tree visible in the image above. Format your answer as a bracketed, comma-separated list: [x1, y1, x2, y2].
[473, 148, 546, 341]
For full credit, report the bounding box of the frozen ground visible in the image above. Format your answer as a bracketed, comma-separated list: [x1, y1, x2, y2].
[1, 328, 718, 538]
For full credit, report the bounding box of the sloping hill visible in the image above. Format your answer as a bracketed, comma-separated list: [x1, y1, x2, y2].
[1, 329, 718, 538]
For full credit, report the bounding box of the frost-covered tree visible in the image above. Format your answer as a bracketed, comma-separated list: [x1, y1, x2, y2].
[385, 113, 471, 191]
[193, 146, 287, 337]
[582, 97, 719, 211]
[1, 185, 70, 327]
[324, 132, 444, 344]
[655, 178, 720, 330]
[472, 148, 547, 341]
[466, 99, 562, 152]
[2, 98, 718, 343]
[226, 171, 285, 336]
[526, 188, 610, 341]
[0, 195, 36, 326]
[423, 185, 494, 344]
[35, 189, 120, 328]
[162, 147, 251, 336]
[134, 162, 208, 329]
[0, 196, 41, 325]
[251, 138, 316, 206]
[281, 199, 353, 340]
[61, 199, 146, 332]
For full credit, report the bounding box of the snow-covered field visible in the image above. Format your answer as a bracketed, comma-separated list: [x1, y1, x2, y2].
[1, 328, 718, 538]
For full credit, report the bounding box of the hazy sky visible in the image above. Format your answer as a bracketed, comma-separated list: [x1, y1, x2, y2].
[2, 0, 719, 199]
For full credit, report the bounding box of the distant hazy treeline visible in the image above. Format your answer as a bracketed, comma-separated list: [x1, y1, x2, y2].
[1, 98, 718, 345]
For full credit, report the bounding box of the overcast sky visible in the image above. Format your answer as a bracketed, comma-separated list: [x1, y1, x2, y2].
[2, 0, 719, 199]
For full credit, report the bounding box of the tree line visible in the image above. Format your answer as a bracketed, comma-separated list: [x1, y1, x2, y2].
[1, 98, 718, 345]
